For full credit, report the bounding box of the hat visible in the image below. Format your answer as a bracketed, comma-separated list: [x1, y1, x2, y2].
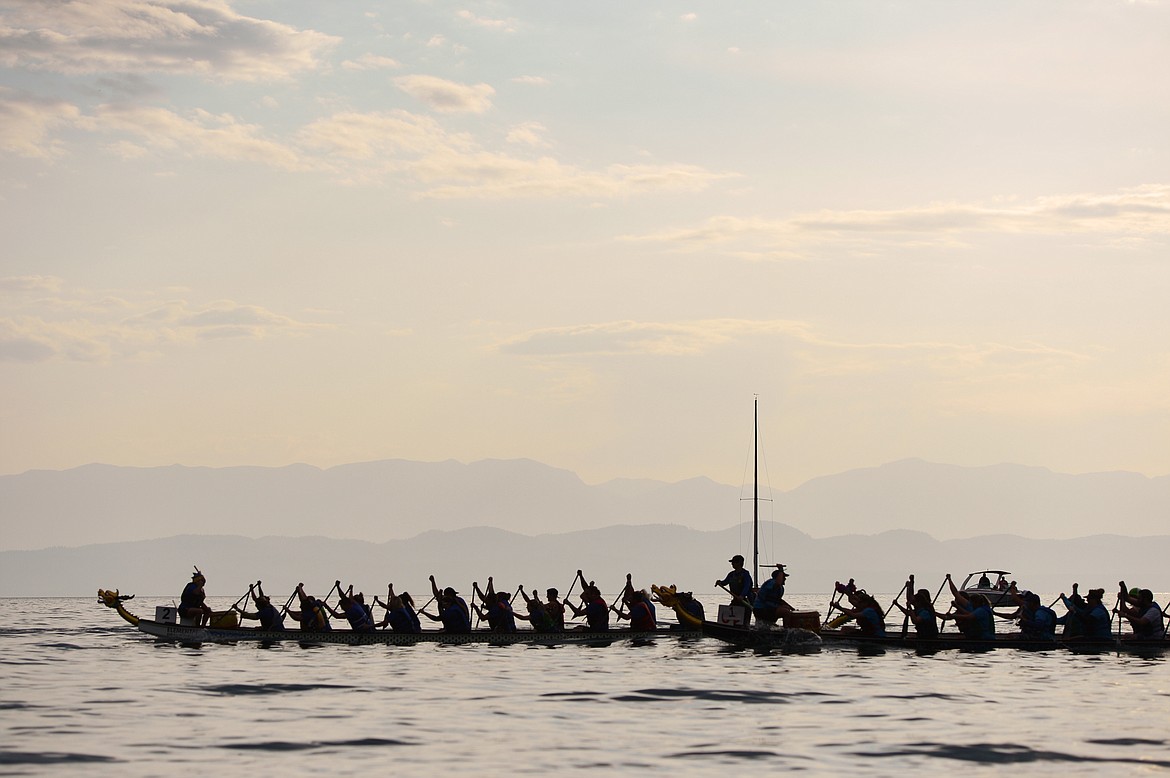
[1088, 588, 1105, 600]
[443, 587, 458, 596]
[730, 555, 744, 565]
[546, 588, 558, 597]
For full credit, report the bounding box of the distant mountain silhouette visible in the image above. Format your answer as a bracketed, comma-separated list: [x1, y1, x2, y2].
[2, 458, 1167, 553]
[4, 523, 1167, 597]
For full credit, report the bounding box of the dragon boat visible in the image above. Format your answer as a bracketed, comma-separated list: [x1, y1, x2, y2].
[652, 584, 823, 651]
[98, 589, 702, 647]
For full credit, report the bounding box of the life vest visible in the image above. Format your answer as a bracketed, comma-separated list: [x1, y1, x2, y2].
[585, 598, 609, 630]
[630, 600, 655, 631]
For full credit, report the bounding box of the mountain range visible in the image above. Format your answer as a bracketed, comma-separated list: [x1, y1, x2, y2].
[2, 457, 1167, 552]
[1, 457, 1167, 597]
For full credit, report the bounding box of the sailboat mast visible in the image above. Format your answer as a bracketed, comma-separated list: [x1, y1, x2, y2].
[753, 395, 759, 581]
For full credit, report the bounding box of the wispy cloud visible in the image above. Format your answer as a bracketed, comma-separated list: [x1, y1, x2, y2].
[626, 186, 1170, 257]
[0, 280, 330, 363]
[0, 0, 337, 81]
[393, 74, 495, 114]
[340, 54, 401, 71]
[0, 90, 82, 158]
[299, 110, 730, 197]
[456, 9, 517, 32]
[89, 104, 306, 168]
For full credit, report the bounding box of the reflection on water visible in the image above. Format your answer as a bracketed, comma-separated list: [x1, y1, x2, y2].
[1, 596, 1167, 776]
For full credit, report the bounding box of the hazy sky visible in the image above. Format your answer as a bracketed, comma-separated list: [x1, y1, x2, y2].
[2, 0, 1168, 489]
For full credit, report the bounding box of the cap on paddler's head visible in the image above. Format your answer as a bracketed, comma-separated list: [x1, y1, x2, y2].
[1088, 588, 1105, 600]
[730, 554, 744, 565]
[546, 588, 558, 597]
[443, 587, 458, 597]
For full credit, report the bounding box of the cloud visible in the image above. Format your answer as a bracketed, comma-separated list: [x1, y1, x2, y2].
[626, 186, 1170, 256]
[89, 104, 305, 168]
[0, 0, 338, 81]
[0, 275, 63, 293]
[498, 319, 811, 357]
[506, 121, 548, 147]
[512, 75, 549, 86]
[0, 283, 329, 363]
[0, 90, 82, 158]
[299, 109, 731, 197]
[341, 54, 401, 71]
[393, 74, 495, 114]
[456, 10, 516, 32]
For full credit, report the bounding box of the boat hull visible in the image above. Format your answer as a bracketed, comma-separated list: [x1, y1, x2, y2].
[818, 629, 1169, 653]
[699, 620, 823, 650]
[134, 619, 700, 646]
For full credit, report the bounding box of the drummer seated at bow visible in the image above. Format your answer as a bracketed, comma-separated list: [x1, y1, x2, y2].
[833, 589, 887, 637]
[179, 568, 214, 626]
[234, 582, 285, 631]
[752, 565, 795, 624]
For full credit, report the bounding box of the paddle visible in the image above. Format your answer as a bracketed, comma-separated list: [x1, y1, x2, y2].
[900, 575, 914, 639]
[279, 583, 301, 618]
[932, 575, 950, 634]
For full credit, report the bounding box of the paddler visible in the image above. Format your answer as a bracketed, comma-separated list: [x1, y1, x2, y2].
[566, 571, 610, 631]
[421, 576, 471, 633]
[325, 583, 375, 632]
[288, 584, 331, 632]
[545, 588, 566, 631]
[234, 582, 285, 631]
[613, 586, 656, 632]
[178, 567, 213, 626]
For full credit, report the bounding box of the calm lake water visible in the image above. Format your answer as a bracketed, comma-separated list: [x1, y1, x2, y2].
[2, 594, 1169, 776]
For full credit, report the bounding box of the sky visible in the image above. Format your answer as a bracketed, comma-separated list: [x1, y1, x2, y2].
[1, 0, 1168, 490]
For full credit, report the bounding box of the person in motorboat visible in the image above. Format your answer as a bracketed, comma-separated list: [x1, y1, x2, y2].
[375, 584, 421, 633]
[716, 554, 755, 624]
[234, 582, 285, 631]
[1117, 584, 1166, 640]
[288, 584, 331, 632]
[752, 565, 795, 625]
[833, 589, 887, 637]
[325, 584, 375, 632]
[178, 568, 213, 626]
[891, 588, 939, 639]
[978, 573, 992, 589]
[421, 579, 472, 633]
